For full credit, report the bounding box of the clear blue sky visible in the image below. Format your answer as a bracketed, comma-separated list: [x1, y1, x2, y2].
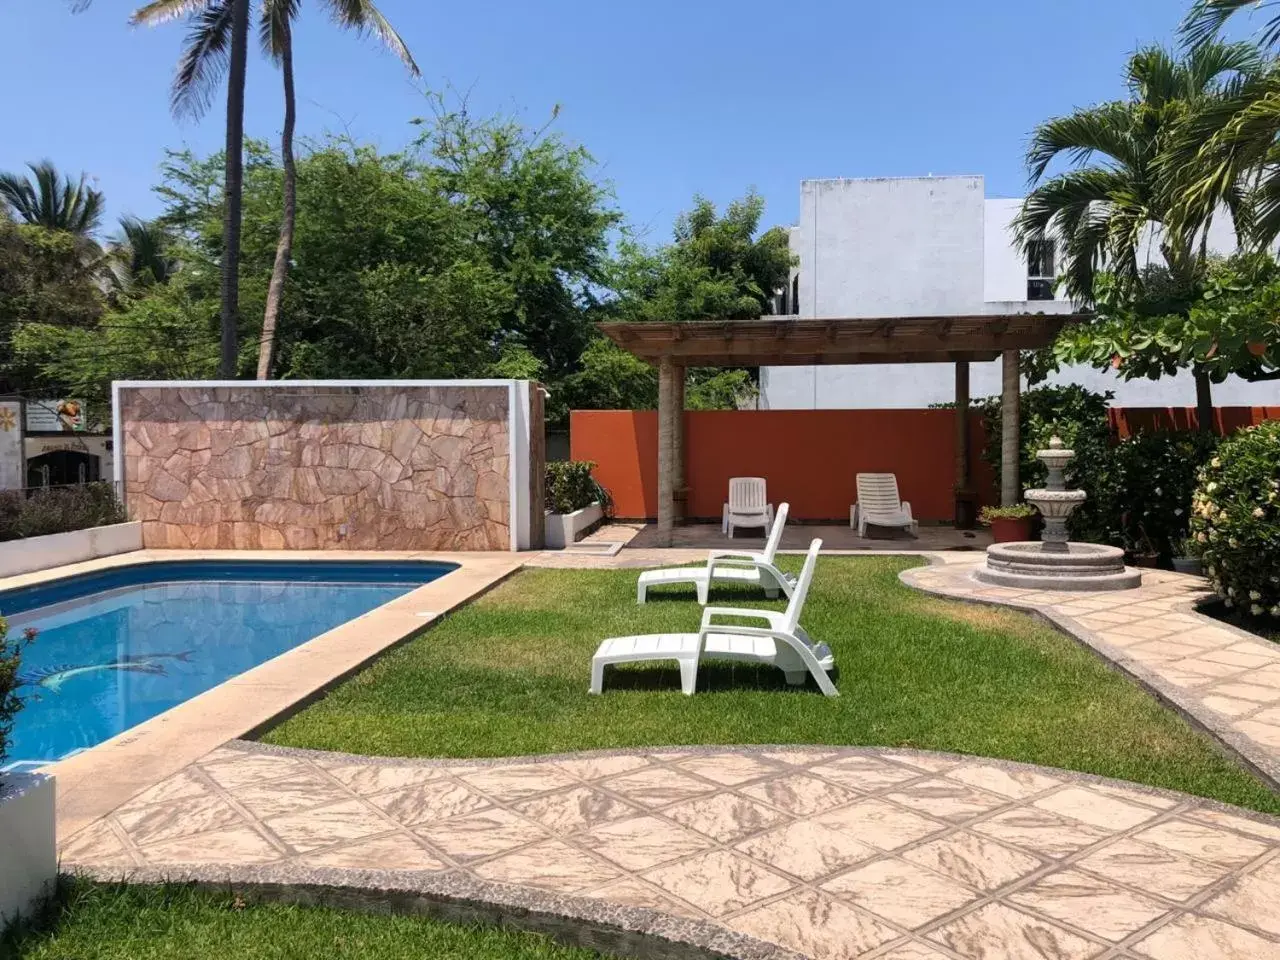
[2, 0, 1196, 242]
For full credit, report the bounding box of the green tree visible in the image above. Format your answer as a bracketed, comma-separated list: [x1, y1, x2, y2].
[0, 160, 104, 236]
[1017, 43, 1264, 427]
[106, 217, 178, 298]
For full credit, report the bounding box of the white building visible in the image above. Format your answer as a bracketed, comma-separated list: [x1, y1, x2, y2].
[760, 175, 1279, 409]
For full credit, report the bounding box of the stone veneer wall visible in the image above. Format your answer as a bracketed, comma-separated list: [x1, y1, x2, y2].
[119, 384, 513, 550]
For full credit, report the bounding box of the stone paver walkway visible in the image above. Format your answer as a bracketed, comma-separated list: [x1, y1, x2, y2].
[903, 558, 1280, 790]
[63, 742, 1280, 960]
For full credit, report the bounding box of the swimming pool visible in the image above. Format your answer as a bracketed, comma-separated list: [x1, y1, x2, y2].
[2, 560, 454, 766]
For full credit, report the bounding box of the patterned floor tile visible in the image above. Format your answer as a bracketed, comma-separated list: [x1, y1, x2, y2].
[810, 755, 921, 791]
[902, 831, 1042, 892]
[1076, 838, 1230, 902]
[322, 764, 447, 796]
[729, 889, 899, 960]
[59, 819, 137, 868]
[1200, 860, 1280, 937]
[472, 840, 621, 893]
[199, 754, 313, 791]
[116, 793, 244, 848]
[577, 815, 713, 871]
[302, 833, 448, 871]
[229, 770, 351, 820]
[1187, 808, 1280, 842]
[1009, 869, 1170, 941]
[972, 808, 1114, 859]
[553, 755, 650, 781]
[125, 769, 213, 808]
[364, 779, 490, 826]
[816, 798, 948, 850]
[643, 850, 794, 917]
[416, 809, 549, 862]
[665, 792, 790, 843]
[874, 945, 953, 960]
[944, 764, 1060, 801]
[676, 753, 782, 785]
[603, 767, 718, 808]
[1133, 914, 1280, 960]
[823, 858, 979, 929]
[928, 902, 1102, 960]
[735, 818, 879, 881]
[583, 878, 707, 920]
[460, 764, 579, 801]
[513, 786, 638, 834]
[740, 773, 859, 817]
[885, 778, 1008, 821]
[1033, 788, 1162, 832]
[138, 825, 281, 865]
[264, 799, 395, 854]
[1132, 820, 1268, 867]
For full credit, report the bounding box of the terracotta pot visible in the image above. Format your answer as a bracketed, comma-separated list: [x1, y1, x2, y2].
[988, 516, 1033, 543]
[1130, 553, 1160, 568]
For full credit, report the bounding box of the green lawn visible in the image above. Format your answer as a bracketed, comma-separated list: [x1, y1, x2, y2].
[267, 556, 1280, 814]
[3, 882, 603, 960]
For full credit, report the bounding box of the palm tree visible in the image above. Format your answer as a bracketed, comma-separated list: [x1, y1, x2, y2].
[255, 0, 417, 379]
[132, 0, 251, 379]
[1184, 1, 1280, 50]
[0, 161, 104, 236]
[1014, 42, 1263, 427]
[107, 217, 179, 297]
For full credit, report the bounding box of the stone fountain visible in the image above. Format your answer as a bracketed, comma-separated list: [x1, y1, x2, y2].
[974, 437, 1141, 591]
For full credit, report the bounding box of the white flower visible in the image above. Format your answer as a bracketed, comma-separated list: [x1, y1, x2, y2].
[1155, 487, 1163, 496]
[1251, 590, 1263, 601]
[1212, 457, 1221, 468]
[1229, 587, 1237, 597]
[1271, 605, 1280, 618]
[1252, 604, 1265, 616]
[1197, 532, 1208, 543]
[1229, 538, 1239, 548]
[1208, 482, 1219, 493]
[1254, 507, 1266, 518]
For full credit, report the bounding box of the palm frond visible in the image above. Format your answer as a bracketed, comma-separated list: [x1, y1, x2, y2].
[258, 0, 301, 59]
[0, 160, 103, 234]
[1025, 103, 1139, 183]
[130, 0, 212, 26]
[321, 0, 419, 74]
[1182, 0, 1280, 50]
[170, 0, 236, 118]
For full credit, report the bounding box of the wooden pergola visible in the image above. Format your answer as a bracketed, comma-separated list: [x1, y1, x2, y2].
[599, 313, 1084, 546]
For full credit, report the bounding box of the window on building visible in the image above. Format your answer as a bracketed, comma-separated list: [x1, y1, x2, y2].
[1027, 240, 1056, 300]
[791, 274, 800, 315]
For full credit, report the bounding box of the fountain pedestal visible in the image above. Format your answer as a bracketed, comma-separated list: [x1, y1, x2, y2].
[974, 438, 1141, 592]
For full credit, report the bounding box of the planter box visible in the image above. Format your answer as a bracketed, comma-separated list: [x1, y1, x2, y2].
[988, 516, 1034, 544]
[0, 773, 56, 926]
[0, 522, 142, 579]
[545, 502, 603, 549]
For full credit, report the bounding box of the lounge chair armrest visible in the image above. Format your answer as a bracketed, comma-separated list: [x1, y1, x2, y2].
[697, 623, 784, 642]
[902, 501, 913, 519]
[708, 549, 762, 563]
[700, 606, 775, 629]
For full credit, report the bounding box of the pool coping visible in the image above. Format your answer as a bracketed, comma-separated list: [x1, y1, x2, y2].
[0, 549, 524, 839]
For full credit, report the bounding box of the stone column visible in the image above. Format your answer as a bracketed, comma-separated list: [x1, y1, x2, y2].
[672, 366, 686, 524]
[657, 356, 676, 546]
[1001, 349, 1021, 506]
[954, 360, 973, 528]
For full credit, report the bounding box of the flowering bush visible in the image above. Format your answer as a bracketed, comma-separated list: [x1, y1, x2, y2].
[1190, 421, 1280, 619]
[0, 616, 33, 771]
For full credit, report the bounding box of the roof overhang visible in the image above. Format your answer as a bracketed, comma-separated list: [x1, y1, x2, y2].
[598, 313, 1086, 366]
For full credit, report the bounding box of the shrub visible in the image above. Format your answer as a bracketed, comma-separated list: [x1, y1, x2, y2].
[545, 461, 610, 515]
[0, 617, 31, 772]
[1190, 421, 1280, 619]
[1105, 431, 1218, 562]
[980, 504, 1037, 522]
[0, 483, 126, 543]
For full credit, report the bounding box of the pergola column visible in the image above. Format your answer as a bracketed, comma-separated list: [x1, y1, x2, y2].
[672, 366, 685, 524]
[657, 356, 677, 546]
[954, 360, 973, 528]
[1001, 349, 1021, 506]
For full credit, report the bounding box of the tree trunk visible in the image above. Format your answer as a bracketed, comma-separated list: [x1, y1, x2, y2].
[258, 18, 296, 381]
[1194, 366, 1215, 434]
[219, 0, 250, 379]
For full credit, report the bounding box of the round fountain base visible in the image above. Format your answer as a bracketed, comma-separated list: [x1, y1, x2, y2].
[974, 541, 1142, 592]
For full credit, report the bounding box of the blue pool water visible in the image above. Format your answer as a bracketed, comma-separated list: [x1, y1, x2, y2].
[3, 561, 453, 766]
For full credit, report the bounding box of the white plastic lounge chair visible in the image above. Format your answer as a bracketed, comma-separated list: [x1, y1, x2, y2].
[591, 539, 837, 696]
[722, 477, 775, 538]
[851, 473, 918, 537]
[637, 503, 794, 604]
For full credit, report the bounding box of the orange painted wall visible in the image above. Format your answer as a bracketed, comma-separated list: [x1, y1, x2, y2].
[1108, 406, 1280, 438]
[571, 410, 995, 521]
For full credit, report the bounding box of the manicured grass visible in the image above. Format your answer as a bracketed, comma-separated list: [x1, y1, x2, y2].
[267, 556, 1280, 814]
[3, 881, 604, 959]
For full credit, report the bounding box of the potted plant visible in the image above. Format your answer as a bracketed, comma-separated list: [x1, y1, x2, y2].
[0, 619, 55, 927]
[979, 504, 1037, 543]
[1170, 536, 1203, 576]
[1127, 527, 1161, 568]
[545, 461, 610, 549]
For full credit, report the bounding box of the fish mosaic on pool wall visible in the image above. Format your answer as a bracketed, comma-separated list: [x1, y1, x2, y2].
[17, 651, 194, 693]
[118, 384, 514, 551]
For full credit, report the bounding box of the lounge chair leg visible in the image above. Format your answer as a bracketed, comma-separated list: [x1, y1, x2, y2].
[637, 582, 647, 604]
[784, 669, 807, 686]
[678, 657, 699, 695]
[764, 586, 780, 599]
[589, 659, 606, 694]
[696, 580, 708, 605]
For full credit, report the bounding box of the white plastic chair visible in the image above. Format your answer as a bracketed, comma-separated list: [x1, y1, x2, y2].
[591, 539, 837, 696]
[851, 473, 918, 537]
[722, 477, 774, 538]
[637, 503, 794, 604]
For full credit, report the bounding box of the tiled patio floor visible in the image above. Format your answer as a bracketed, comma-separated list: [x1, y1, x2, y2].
[64, 743, 1280, 959]
[903, 558, 1280, 790]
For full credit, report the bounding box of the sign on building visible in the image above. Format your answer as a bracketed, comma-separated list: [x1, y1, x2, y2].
[25, 399, 87, 433]
[0, 400, 22, 490]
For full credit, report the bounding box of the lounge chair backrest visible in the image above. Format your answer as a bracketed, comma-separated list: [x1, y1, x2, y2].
[728, 477, 769, 513]
[762, 502, 789, 561]
[783, 538, 822, 633]
[856, 473, 903, 517]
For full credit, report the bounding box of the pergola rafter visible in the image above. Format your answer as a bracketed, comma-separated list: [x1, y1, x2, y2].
[598, 312, 1086, 545]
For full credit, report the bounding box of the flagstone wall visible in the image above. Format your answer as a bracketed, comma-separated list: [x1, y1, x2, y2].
[118, 383, 517, 550]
